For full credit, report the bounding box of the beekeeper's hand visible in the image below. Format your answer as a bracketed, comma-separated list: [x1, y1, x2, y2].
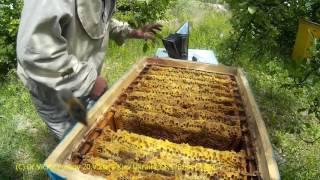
[89, 76, 108, 99]
[128, 24, 163, 40]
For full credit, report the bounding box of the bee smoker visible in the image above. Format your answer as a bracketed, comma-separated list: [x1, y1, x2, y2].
[162, 22, 189, 60]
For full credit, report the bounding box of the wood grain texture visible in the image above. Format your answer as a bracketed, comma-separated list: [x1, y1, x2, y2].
[236, 69, 280, 180]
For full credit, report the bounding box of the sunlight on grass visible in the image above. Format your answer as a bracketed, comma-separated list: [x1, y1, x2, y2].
[0, 72, 59, 179]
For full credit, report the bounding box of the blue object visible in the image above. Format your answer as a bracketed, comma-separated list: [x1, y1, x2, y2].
[155, 48, 219, 65]
[46, 168, 66, 180]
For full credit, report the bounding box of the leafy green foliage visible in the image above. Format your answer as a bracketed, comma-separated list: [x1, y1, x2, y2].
[0, 0, 22, 76]
[308, 97, 320, 120]
[115, 0, 177, 28]
[288, 38, 320, 87]
[215, 1, 320, 178]
[224, 0, 320, 127]
[198, 0, 225, 3]
[225, 0, 319, 57]
[306, 1, 320, 24]
[285, 37, 320, 121]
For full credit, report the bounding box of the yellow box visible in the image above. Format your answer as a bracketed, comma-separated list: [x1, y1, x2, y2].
[292, 19, 320, 60]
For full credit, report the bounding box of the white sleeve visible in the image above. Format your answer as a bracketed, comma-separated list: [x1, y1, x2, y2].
[109, 18, 132, 45]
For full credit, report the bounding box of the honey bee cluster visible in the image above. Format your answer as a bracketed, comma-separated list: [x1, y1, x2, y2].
[80, 128, 247, 180]
[114, 65, 243, 150]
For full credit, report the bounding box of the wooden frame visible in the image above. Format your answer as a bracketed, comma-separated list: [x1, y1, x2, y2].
[45, 57, 280, 180]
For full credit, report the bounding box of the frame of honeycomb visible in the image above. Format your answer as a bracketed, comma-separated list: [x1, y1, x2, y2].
[71, 65, 259, 180]
[114, 66, 243, 151]
[80, 128, 247, 180]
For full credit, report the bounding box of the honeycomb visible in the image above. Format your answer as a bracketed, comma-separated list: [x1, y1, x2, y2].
[71, 64, 258, 179]
[114, 65, 243, 150]
[115, 107, 241, 150]
[79, 128, 247, 180]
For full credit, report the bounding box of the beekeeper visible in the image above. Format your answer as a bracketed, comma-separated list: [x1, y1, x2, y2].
[16, 0, 162, 140]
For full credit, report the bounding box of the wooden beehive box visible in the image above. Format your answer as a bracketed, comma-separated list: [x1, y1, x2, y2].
[45, 57, 280, 180]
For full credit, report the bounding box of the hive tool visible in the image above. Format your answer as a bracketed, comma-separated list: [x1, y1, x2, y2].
[58, 89, 88, 126]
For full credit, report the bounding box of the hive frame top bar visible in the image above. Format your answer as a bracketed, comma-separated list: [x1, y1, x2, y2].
[45, 57, 280, 180]
[146, 57, 237, 75]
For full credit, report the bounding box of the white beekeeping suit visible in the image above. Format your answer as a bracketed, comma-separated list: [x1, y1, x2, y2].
[16, 0, 131, 139]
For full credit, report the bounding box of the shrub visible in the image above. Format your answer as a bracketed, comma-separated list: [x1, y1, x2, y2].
[225, 1, 320, 117]
[0, 0, 22, 76]
[115, 0, 177, 27]
[225, 0, 320, 56]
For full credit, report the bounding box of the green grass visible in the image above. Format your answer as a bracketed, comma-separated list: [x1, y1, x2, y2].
[104, 41, 156, 85]
[226, 53, 320, 179]
[0, 0, 319, 179]
[0, 72, 58, 179]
